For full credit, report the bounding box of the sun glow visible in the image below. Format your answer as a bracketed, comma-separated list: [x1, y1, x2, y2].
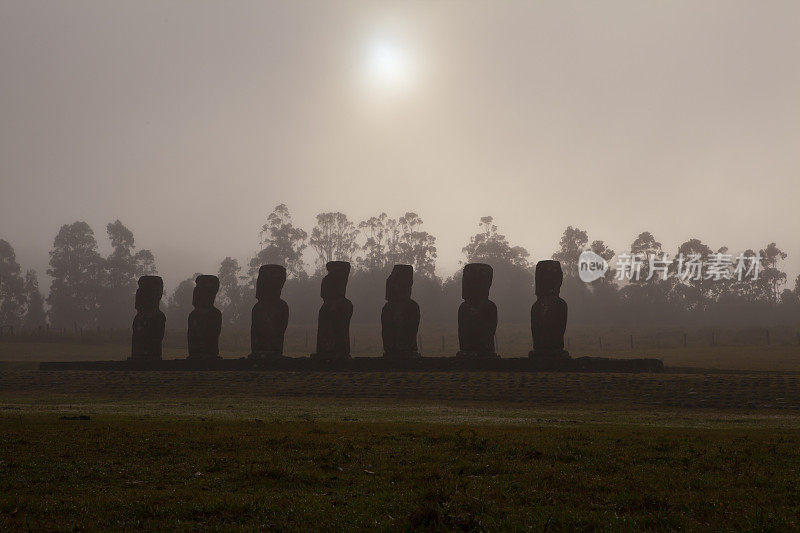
[365, 40, 411, 92]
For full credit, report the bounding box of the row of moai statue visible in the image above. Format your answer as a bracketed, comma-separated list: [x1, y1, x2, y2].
[130, 260, 569, 361]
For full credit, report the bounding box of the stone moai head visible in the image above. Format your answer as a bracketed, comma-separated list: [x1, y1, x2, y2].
[462, 263, 493, 301]
[386, 264, 413, 302]
[535, 260, 563, 298]
[192, 275, 220, 308]
[256, 265, 287, 301]
[135, 276, 163, 311]
[320, 261, 350, 300]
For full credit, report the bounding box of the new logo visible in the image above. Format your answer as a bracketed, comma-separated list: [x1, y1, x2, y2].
[578, 250, 608, 282]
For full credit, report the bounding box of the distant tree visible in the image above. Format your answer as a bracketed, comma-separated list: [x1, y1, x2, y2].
[464, 216, 529, 268]
[670, 238, 715, 312]
[552, 226, 588, 277]
[589, 239, 616, 284]
[728, 249, 770, 303]
[0, 239, 26, 326]
[47, 222, 105, 329]
[102, 220, 157, 327]
[780, 288, 799, 307]
[357, 213, 397, 273]
[780, 274, 800, 310]
[355, 211, 438, 279]
[133, 249, 156, 276]
[704, 245, 735, 303]
[759, 242, 788, 303]
[629, 231, 663, 282]
[218, 257, 247, 326]
[461, 216, 532, 322]
[346, 212, 438, 322]
[397, 212, 437, 279]
[165, 274, 200, 326]
[309, 212, 359, 273]
[249, 204, 308, 280]
[22, 270, 47, 328]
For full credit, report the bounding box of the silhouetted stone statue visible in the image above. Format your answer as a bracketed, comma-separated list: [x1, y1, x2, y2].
[187, 275, 222, 360]
[311, 261, 353, 360]
[130, 276, 166, 360]
[529, 260, 570, 359]
[382, 264, 421, 358]
[457, 263, 498, 359]
[250, 264, 289, 359]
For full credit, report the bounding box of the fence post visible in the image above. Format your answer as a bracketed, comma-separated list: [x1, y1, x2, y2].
[711, 331, 715, 346]
[630, 334, 634, 350]
[766, 329, 770, 345]
[599, 336, 602, 349]
[683, 333, 687, 348]
[305, 330, 309, 349]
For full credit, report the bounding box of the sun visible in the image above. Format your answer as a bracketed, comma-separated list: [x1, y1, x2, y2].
[365, 40, 410, 91]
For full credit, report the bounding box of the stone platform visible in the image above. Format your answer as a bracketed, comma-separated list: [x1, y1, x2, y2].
[39, 355, 663, 373]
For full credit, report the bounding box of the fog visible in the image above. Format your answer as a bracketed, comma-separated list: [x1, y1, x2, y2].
[1, 1, 798, 291]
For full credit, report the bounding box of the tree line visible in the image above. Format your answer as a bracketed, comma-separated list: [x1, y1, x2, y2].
[1, 204, 799, 329]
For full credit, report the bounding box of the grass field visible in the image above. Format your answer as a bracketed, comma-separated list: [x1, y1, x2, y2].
[2, 369, 800, 409]
[2, 397, 800, 530]
[2, 368, 800, 529]
[2, 325, 800, 530]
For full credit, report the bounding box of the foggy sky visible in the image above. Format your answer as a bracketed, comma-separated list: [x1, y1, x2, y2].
[1, 1, 798, 292]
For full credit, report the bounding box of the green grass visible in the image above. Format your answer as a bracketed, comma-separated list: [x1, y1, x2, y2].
[2, 400, 800, 531]
[4, 368, 800, 410]
[2, 323, 800, 530]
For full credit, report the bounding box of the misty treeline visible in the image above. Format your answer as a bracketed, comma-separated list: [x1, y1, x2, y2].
[1, 204, 799, 330]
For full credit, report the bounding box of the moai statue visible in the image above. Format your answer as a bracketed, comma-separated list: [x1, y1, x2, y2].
[187, 275, 222, 359]
[529, 260, 570, 359]
[311, 261, 353, 360]
[250, 264, 289, 359]
[456, 263, 499, 359]
[130, 276, 166, 360]
[381, 264, 421, 358]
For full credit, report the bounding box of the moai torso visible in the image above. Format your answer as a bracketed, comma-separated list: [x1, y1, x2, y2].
[530, 260, 570, 359]
[313, 261, 353, 359]
[457, 263, 498, 358]
[187, 275, 222, 359]
[381, 264, 421, 357]
[250, 265, 289, 358]
[131, 276, 166, 359]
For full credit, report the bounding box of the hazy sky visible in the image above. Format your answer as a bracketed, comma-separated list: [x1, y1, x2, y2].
[2, 1, 798, 291]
